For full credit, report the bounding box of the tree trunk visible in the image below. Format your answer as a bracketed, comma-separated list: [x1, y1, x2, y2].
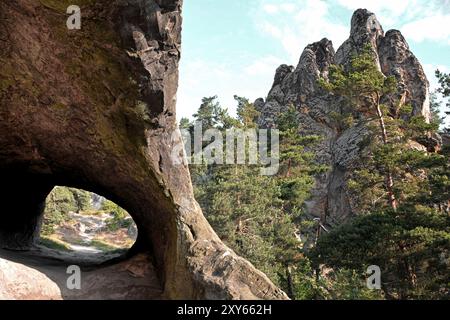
[286, 159, 292, 178]
[375, 96, 398, 211]
[286, 265, 295, 299]
[397, 242, 417, 298]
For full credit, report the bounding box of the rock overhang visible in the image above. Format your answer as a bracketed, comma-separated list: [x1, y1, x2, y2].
[0, 0, 287, 300]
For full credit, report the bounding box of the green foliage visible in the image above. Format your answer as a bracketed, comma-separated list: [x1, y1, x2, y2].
[311, 206, 450, 299]
[42, 187, 79, 236]
[43, 187, 133, 235]
[329, 111, 355, 132]
[430, 92, 444, 128]
[179, 117, 192, 130]
[320, 44, 397, 108]
[102, 200, 132, 231]
[193, 96, 237, 130]
[90, 239, 122, 252]
[188, 97, 325, 299]
[320, 269, 385, 300]
[436, 70, 450, 101]
[199, 165, 285, 279]
[193, 96, 220, 129]
[39, 236, 73, 252]
[276, 105, 327, 209]
[348, 114, 448, 213]
[42, 187, 94, 236]
[40, 186, 136, 254]
[235, 95, 260, 128]
[406, 115, 439, 138]
[435, 70, 450, 131]
[315, 54, 450, 300]
[71, 188, 92, 212]
[186, 50, 450, 300]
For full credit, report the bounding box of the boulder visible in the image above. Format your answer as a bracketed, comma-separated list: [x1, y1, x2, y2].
[0, 257, 62, 300]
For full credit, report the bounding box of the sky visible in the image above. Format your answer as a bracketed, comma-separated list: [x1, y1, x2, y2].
[177, 0, 450, 120]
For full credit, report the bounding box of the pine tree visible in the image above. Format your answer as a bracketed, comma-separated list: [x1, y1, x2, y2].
[320, 44, 399, 210]
[312, 48, 450, 299]
[188, 96, 322, 299]
[311, 205, 450, 299]
[70, 188, 92, 212]
[192, 96, 221, 129]
[234, 95, 259, 128]
[179, 117, 192, 130]
[42, 187, 78, 235]
[436, 70, 450, 104]
[191, 96, 237, 130]
[274, 105, 329, 299]
[436, 70, 450, 132]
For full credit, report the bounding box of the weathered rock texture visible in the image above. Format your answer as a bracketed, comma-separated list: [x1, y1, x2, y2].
[256, 9, 431, 227]
[0, 257, 62, 300]
[0, 249, 164, 300]
[0, 0, 287, 299]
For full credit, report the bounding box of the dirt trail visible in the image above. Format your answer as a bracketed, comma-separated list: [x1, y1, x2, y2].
[64, 212, 113, 253]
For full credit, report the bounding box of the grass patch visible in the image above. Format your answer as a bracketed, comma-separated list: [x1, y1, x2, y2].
[39, 236, 73, 252]
[90, 239, 119, 252]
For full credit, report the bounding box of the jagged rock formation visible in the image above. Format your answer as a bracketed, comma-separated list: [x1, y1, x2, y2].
[256, 9, 431, 226]
[0, 0, 287, 300]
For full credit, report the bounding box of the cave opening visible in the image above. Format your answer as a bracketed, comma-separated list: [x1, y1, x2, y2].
[0, 172, 163, 300]
[38, 186, 138, 258]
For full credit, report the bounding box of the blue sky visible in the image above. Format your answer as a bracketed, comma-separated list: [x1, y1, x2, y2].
[177, 0, 450, 120]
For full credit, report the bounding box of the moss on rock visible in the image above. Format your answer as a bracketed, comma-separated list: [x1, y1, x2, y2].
[40, 0, 96, 12]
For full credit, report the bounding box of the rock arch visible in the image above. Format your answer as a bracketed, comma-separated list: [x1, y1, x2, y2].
[0, 0, 287, 300]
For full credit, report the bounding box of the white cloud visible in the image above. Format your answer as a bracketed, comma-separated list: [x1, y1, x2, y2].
[256, 0, 348, 64]
[177, 57, 278, 120]
[263, 2, 297, 14]
[280, 3, 297, 13]
[423, 63, 449, 91]
[336, 0, 416, 19]
[255, 0, 450, 62]
[176, 0, 450, 122]
[402, 14, 450, 44]
[337, 0, 450, 44]
[244, 55, 284, 76]
[262, 4, 278, 14]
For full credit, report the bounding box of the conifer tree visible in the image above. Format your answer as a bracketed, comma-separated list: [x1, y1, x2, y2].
[320, 44, 398, 210]
[187, 97, 322, 299]
[313, 48, 450, 300]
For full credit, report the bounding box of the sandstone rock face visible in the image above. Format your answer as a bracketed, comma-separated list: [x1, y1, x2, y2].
[256, 9, 431, 226]
[0, 251, 163, 300]
[0, 0, 287, 300]
[0, 257, 62, 300]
